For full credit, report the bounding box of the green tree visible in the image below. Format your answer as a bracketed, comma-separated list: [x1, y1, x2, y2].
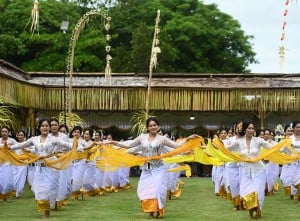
[110, 0, 256, 73]
[0, 0, 257, 73]
[0, 0, 108, 72]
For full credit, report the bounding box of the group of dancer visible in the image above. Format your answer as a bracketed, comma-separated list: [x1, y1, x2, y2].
[0, 117, 188, 219]
[212, 120, 300, 219]
[1, 117, 300, 219]
[0, 118, 133, 218]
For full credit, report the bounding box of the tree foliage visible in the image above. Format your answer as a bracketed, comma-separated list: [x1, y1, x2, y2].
[0, 0, 257, 73]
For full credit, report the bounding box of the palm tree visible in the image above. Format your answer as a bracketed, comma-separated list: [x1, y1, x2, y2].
[0, 96, 19, 130]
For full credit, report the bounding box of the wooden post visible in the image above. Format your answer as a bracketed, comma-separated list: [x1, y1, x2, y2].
[252, 110, 271, 129]
[25, 108, 36, 136]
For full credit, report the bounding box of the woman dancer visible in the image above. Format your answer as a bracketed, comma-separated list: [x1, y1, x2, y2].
[263, 129, 279, 196]
[9, 119, 71, 218]
[49, 118, 71, 210]
[280, 124, 296, 199]
[288, 120, 300, 203]
[81, 128, 99, 196]
[109, 117, 197, 218]
[102, 134, 121, 193]
[94, 130, 105, 195]
[223, 123, 243, 210]
[12, 130, 28, 198]
[226, 122, 274, 219]
[0, 126, 17, 202]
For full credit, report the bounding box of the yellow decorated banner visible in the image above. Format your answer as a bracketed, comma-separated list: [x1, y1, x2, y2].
[99, 145, 146, 169]
[163, 146, 223, 166]
[151, 137, 205, 160]
[205, 140, 238, 162]
[1, 143, 40, 165]
[212, 137, 297, 164]
[95, 137, 206, 170]
[0, 139, 79, 170]
[193, 147, 223, 165]
[261, 148, 298, 164]
[44, 139, 78, 170]
[3, 136, 296, 170]
[167, 164, 191, 177]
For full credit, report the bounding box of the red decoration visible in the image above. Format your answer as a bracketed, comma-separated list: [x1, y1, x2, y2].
[282, 21, 287, 30]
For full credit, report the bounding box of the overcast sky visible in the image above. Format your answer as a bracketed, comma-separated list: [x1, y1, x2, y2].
[203, 0, 300, 73]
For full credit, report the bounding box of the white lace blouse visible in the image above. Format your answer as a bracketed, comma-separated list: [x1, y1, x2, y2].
[121, 133, 181, 170]
[226, 136, 273, 176]
[11, 135, 71, 164]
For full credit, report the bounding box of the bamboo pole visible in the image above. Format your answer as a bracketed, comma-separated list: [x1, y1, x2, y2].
[66, 10, 108, 118]
[145, 10, 161, 116]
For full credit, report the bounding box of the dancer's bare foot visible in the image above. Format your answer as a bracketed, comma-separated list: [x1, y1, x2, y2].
[44, 210, 50, 218]
[232, 206, 240, 211]
[149, 212, 154, 219]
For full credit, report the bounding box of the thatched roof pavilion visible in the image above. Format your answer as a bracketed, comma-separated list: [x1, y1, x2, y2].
[1, 59, 300, 138]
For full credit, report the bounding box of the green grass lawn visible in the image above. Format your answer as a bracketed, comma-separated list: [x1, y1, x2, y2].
[0, 177, 299, 220]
